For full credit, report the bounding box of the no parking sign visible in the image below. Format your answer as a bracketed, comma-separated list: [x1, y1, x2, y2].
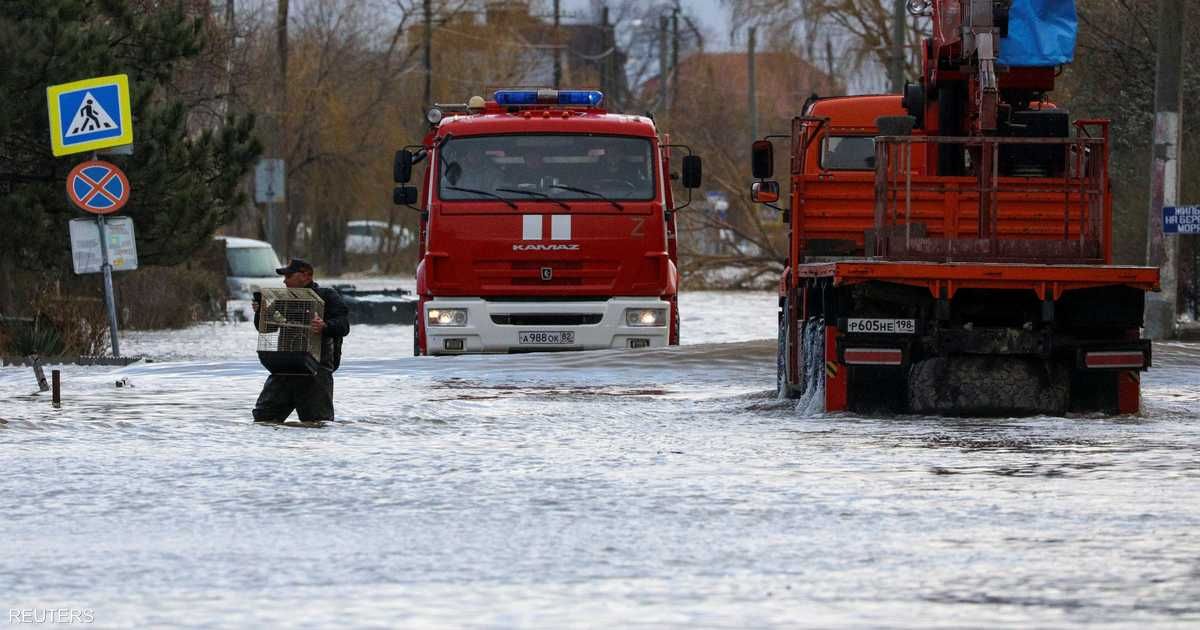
[66, 160, 130, 214]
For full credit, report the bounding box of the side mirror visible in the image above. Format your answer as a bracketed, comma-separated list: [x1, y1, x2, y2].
[681, 155, 702, 189]
[751, 180, 780, 204]
[393, 185, 418, 206]
[394, 150, 414, 183]
[751, 140, 774, 179]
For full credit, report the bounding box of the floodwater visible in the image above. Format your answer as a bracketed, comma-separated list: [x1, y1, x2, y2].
[2, 288, 1198, 628]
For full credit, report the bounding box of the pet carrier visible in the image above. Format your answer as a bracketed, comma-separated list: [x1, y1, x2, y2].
[256, 287, 324, 375]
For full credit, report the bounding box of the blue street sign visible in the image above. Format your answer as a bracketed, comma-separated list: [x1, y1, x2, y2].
[1163, 205, 1200, 235]
[46, 75, 133, 157]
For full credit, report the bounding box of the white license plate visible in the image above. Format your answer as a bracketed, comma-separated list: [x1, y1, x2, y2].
[519, 331, 576, 345]
[846, 318, 916, 334]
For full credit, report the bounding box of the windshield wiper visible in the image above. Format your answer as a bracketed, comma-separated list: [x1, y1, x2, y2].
[549, 184, 624, 211]
[495, 188, 570, 210]
[443, 186, 517, 209]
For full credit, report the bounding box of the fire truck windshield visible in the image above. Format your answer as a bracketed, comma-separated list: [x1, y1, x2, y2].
[438, 135, 655, 203]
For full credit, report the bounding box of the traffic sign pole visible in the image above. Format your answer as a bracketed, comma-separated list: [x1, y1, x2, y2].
[89, 149, 121, 358]
[96, 212, 121, 357]
[49, 75, 135, 358]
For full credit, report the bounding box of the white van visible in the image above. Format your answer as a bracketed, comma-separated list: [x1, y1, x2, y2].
[216, 236, 281, 300]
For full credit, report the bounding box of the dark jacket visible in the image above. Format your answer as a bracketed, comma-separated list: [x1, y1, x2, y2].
[311, 282, 350, 371]
[255, 282, 350, 371]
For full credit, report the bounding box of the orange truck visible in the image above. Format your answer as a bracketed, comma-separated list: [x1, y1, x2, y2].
[751, 0, 1159, 415]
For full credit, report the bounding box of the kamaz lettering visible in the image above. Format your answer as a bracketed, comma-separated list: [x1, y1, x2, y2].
[513, 243, 580, 252]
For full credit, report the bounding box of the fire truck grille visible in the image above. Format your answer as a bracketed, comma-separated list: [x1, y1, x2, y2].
[490, 313, 603, 326]
[476, 259, 620, 289]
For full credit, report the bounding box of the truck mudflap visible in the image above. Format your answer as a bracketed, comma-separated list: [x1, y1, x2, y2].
[908, 356, 1071, 416]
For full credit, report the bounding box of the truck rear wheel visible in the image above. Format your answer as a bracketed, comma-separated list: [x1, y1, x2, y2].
[908, 356, 1069, 416]
[777, 310, 798, 398]
[801, 317, 826, 405]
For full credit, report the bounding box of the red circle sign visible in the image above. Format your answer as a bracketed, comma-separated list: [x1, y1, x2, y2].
[66, 160, 130, 215]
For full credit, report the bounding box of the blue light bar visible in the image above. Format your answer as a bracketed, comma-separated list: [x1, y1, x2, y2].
[557, 90, 604, 106]
[494, 90, 539, 105]
[493, 89, 604, 107]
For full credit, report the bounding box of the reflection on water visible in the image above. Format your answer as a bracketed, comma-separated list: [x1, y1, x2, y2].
[1, 291, 1198, 627]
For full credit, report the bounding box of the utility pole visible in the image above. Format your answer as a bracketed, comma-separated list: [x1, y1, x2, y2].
[748, 26, 758, 143]
[605, 7, 618, 107]
[272, 0, 289, 255]
[553, 0, 561, 88]
[223, 0, 235, 115]
[670, 6, 680, 116]
[1144, 0, 1187, 339]
[890, 0, 906, 92]
[659, 15, 670, 119]
[825, 37, 834, 82]
[599, 6, 610, 99]
[423, 0, 433, 108]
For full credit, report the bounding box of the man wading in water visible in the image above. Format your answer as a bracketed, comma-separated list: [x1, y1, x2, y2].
[252, 258, 350, 422]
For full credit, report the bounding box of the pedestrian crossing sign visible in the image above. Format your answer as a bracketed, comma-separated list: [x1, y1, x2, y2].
[46, 74, 133, 157]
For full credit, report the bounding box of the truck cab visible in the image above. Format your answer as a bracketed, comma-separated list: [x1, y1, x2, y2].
[395, 89, 701, 355]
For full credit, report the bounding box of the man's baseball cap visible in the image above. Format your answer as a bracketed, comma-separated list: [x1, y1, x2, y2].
[275, 258, 314, 275]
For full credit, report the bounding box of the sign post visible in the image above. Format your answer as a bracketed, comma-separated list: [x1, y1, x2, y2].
[48, 74, 136, 358]
[65, 158, 132, 357]
[97, 214, 121, 356]
[256, 158, 286, 252]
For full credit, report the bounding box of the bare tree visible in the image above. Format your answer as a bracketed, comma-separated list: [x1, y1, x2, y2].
[724, 0, 929, 93]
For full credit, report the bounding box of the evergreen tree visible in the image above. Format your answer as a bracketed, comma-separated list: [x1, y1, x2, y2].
[0, 0, 261, 270]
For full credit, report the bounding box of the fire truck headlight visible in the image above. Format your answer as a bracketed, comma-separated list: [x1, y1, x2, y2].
[428, 308, 467, 327]
[625, 308, 666, 327]
[426, 107, 444, 125]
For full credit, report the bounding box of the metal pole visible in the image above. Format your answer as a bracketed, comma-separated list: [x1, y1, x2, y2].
[670, 6, 680, 116]
[96, 214, 121, 357]
[599, 6, 610, 98]
[274, 0, 289, 257]
[52, 369, 61, 405]
[266, 199, 276, 252]
[659, 15, 670, 117]
[423, 0, 433, 108]
[1144, 0, 1186, 339]
[891, 0, 907, 92]
[748, 26, 758, 144]
[553, 0, 561, 89]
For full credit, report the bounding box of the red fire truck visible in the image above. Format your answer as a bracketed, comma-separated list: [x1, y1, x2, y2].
[751, 0, 1159, 415]
[394, 89, 701, 356]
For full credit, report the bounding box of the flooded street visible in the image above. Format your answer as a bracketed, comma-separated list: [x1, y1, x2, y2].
[2, 290, 1198, 628]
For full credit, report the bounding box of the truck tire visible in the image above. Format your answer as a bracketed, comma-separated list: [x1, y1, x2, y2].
[777, 310, 796, 398]
[908, 356, 1069, 416]
[800, 316, 825, 400]
[671, 304, 680, 346]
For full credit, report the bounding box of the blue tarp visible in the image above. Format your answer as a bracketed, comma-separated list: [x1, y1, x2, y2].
[997, 0, 1077, 67]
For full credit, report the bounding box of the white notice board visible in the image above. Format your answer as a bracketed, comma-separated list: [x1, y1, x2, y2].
[255, 158, 286, 203]
[69, 216, 138, 274]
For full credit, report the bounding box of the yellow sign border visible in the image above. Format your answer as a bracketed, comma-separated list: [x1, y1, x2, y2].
[46, 74, 133, 157]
